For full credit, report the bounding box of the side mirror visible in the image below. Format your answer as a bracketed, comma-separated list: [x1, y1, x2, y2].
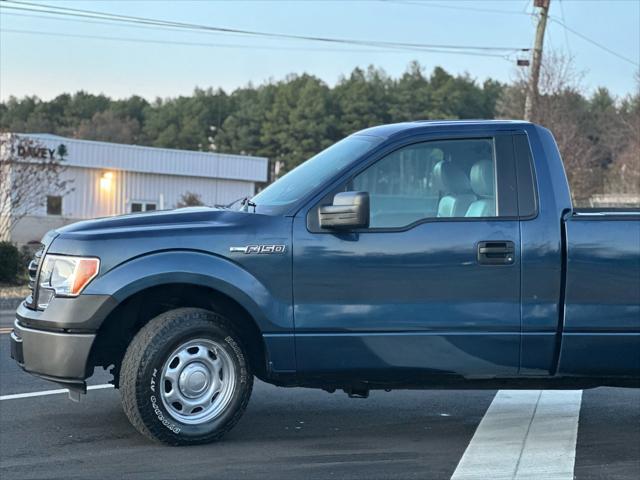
[319, 191, 370, 230]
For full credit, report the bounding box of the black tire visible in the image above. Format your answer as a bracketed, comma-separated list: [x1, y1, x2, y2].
[120, 308, 253, 445]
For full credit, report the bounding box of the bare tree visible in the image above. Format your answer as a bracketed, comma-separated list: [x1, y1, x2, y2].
[176, 191, 204, 208]
[605, 77, 640, 199]
[497, 52, 600, 204]
[0, 133, 73, 239]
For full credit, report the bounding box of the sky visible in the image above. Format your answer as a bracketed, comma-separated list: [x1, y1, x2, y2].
[0, 0, 639, 102]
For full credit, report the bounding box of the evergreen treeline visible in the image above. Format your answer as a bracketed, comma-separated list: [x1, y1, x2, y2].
[0, 63, 502, 172]
[1, 61, 638, 203]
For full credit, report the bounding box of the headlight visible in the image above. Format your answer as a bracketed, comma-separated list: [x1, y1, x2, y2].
[38, 255, 100, 308]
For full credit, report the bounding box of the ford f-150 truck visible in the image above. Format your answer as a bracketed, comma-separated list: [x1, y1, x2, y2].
[10, 120, 640, 445]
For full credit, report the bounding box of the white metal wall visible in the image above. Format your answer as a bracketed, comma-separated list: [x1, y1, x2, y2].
[22, 134, 268, 183]
[31, 166, 255, 219]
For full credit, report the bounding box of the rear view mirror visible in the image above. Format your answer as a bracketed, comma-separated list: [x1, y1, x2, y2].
[318, 191, 370, 230]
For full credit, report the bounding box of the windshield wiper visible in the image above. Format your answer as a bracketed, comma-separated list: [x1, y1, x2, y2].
[217, 196, 254, 210]
[241, 197, 257, 212]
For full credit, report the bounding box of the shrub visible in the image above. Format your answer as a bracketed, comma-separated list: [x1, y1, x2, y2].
[176, 191, 204, 208]
[0, 242, 22, 284]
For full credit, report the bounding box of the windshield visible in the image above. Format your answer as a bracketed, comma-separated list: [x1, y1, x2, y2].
[251, 135, 383, 210]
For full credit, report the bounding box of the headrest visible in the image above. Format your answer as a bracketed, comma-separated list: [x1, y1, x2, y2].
[432, 161, 471, 195]
[470, 160, 494, 198]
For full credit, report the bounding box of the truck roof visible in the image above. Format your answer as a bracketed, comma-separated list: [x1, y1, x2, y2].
[356, 119, 533, 138]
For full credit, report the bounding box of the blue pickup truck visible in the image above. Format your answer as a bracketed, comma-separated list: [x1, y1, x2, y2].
[10, 120, 640, 445]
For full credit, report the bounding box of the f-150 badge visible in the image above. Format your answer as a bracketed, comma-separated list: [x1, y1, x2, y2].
[230, 245, 286, 254]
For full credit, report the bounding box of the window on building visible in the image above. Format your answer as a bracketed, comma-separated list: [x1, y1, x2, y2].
[46, 196, 62, 216]
[131, 201, 157, 213]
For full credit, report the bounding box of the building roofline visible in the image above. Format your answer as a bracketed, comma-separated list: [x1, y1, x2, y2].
[14, 133, 268, 162]
[9, 132, 268, 182]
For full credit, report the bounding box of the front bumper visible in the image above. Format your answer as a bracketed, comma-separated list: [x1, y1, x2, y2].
[10, 319, 96, 389]
[9, 294, 116, 390]
[16, 294, 116, 332]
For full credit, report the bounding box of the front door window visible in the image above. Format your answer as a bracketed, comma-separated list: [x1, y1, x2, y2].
[352, 138, 497, 228]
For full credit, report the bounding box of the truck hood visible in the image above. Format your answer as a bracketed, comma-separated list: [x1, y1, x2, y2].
[47, 206, 292, 274]
[55, 207, 249, 236]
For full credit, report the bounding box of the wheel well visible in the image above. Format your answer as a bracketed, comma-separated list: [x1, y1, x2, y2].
[89, 283, 268, 385]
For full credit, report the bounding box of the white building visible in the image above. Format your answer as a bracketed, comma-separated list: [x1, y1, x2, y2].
[1, 133, 268, 245]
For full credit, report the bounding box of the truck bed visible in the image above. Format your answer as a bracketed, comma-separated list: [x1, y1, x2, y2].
[558, 211, 640, 377]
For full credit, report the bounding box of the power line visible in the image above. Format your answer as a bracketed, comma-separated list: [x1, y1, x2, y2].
[0, 5, 518, 60]
[0, 28, 510, 58]
[0, 28, 394, 52]
[0, 1, 518, 51]
[382, 0, 531, 16]
[379, 0, 638, 68]
[0, 11, 248, 38]
[557, 0, 571, 53]
[549, 16, 638, 67]
[0, 0, 528, 53]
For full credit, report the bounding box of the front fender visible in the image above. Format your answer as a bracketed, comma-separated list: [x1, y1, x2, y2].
[84, 250, 293, 334]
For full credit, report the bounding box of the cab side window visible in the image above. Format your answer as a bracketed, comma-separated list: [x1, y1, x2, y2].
[352, 138, 497, 228]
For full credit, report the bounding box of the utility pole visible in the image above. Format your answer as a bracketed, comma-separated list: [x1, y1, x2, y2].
[524, 0, 551, 121]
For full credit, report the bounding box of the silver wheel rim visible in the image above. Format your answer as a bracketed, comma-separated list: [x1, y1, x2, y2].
[160, 338, 237, 425]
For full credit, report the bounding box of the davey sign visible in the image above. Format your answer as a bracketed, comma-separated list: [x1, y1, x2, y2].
[17, 144, 67, 160]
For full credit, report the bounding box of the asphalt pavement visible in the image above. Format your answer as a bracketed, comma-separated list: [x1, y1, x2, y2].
[0, 311, 638, 479]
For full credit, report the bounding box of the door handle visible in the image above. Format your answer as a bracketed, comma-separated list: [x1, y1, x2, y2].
[477, 241, 515, 265]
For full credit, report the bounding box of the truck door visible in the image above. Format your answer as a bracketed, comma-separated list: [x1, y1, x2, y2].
[292, 133, 522, 379]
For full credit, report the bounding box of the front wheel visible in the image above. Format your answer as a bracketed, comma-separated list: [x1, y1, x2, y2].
[120, 308, 253, 445]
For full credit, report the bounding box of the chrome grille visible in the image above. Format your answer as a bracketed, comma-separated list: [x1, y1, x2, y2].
[25, 244, 44, 309]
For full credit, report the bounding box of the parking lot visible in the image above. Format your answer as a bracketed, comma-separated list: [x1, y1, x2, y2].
[0, 312, 638, 480]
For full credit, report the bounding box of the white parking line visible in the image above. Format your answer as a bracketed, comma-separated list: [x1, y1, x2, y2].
[0, 384, 113, 401]
[451, 390, 583, 480]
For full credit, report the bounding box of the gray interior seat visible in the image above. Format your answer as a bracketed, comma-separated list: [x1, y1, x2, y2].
[432, 161, 476, 217]
[465, 160, 496, 217]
